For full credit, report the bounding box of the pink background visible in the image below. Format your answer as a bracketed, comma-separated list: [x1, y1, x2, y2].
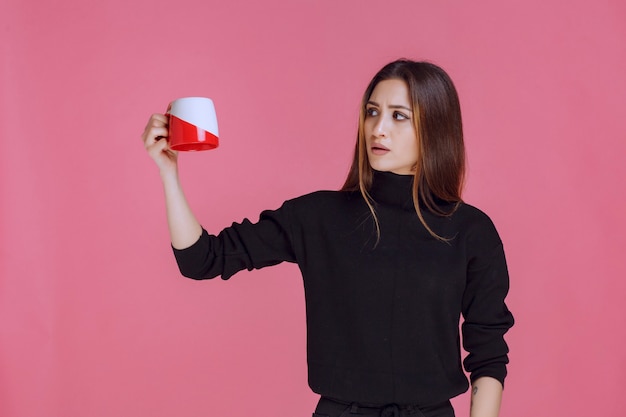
[2, 1, 625, 416]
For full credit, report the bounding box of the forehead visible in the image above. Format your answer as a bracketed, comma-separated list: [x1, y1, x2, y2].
[369, 79, 411, 104]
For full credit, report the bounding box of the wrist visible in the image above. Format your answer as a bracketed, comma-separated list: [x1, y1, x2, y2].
[159, 167, 180, 186]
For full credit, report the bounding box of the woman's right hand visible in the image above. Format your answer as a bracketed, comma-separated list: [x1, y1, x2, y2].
[142, 113, 178, 177]
[141, 112, 203, 249]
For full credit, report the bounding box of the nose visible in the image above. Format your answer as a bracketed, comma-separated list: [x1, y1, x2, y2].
[373, 114, 388, 137]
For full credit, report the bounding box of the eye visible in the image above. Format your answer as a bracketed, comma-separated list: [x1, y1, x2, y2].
[393, 111, 409, 121]
[365, 107, 379, 117]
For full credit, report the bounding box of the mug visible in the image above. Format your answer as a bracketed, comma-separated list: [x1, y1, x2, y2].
[167, 97, 219, 151]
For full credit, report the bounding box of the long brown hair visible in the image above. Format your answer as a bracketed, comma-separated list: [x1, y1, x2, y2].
[341, 59, 466, 241]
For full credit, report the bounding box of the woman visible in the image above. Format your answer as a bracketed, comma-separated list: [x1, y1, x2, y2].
[142, 59, 514, 417]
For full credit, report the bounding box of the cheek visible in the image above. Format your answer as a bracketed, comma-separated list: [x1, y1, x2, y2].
[411, 140, 420, 159]
[401, 130, 418, 156]
[405, 143, 419, 165]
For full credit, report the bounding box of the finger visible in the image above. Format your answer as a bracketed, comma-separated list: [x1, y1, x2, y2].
[142, 114, 168, 136]
[143, 114, 169, 133]
[157, 135, 178, 156]
[142, 125, 169, 147]
[152, 113, 169, 124]
[146, 134, 170, 156]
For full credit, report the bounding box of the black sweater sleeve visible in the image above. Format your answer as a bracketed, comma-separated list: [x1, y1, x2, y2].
[461, 229, 514, 386]
[172, 203, 297, 280]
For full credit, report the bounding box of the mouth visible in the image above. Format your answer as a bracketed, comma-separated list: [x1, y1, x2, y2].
[371, 143, 390, 155]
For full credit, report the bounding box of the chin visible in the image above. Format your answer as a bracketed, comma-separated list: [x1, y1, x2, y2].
[370, 164, 402, 174]
[368, 161, 388, 172]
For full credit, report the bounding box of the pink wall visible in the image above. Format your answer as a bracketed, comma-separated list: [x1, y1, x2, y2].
[2, 0, 625, 416]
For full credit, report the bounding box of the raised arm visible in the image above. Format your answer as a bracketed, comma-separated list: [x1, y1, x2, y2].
[142, 113, 203, 249]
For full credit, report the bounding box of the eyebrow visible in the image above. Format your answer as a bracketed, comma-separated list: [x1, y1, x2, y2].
[366, 100, 412, 112]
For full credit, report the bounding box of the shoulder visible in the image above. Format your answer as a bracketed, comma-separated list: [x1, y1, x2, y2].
[453, 202, 503, 248]
[455, 202, 497, 226]
[285, 190, 361, 209]
[276, 190, 365, 228]
[257, 190, 361, 221]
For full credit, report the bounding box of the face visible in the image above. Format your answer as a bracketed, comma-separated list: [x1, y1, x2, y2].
[363, 79, 419, 175]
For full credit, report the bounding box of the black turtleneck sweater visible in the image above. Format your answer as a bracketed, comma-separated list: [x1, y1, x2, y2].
[173, 171, 514, 406]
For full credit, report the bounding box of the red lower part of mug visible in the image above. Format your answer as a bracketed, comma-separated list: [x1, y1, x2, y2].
[168, 114, 219, 151]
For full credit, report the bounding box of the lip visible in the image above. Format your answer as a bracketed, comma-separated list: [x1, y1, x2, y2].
[370, 143, 390, 155]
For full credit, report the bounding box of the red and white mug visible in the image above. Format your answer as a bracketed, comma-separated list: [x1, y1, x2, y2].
[167, 97, 219, 151]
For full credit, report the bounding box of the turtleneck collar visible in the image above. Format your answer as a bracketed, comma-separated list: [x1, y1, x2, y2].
[369, 170, 458, 212]
[369, 170, 415, 209]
